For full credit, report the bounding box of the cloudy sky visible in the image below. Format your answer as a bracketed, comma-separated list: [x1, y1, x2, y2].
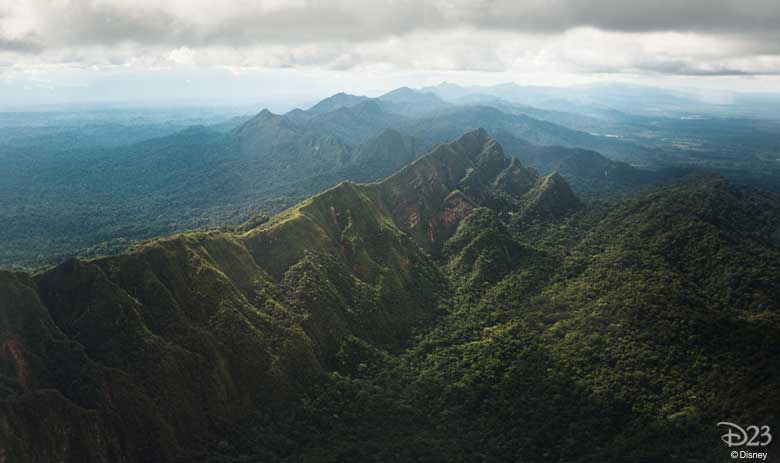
[1, 0, 779, 108]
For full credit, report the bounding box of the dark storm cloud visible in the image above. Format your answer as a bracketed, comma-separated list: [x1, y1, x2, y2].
[0, 31, 41, 54]
[631, 60, 758, 76]
[29, 0, 442, 47]
[456, 0, 780, 34]
[0, 38, 38, 53]
[18, 0, 780, 48]
[4, 0, 780, 77]
[54, 3, 179, 46]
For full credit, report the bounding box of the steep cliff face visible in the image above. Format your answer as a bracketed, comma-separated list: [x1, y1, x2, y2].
[375, 128, 543, 250]
[1, 129, 550, 462]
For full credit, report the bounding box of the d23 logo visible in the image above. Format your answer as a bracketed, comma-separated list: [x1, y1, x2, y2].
[718, 422, 772, 447]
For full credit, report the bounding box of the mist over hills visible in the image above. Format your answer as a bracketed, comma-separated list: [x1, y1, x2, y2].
[2, 129, 778, 462]
[423, 81, 780, 119]
[3, 83, 779, 270]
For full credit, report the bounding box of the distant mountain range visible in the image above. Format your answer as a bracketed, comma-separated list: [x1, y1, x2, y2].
[423, 81, 780, 119]
[2, 84, 779, 270]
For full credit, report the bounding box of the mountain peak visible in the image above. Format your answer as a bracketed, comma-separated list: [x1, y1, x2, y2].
[348, 128, 418, 174]
[380, 86, 416, 98]
[244, 108, 284, 125]
[307, 92, 368, 115]
[519, 171, 581, 221]
[376, 129, 532, 248]
[455, 127, 490, 149]
[375, 87, 450, 116]
[379, 86, 443, 103]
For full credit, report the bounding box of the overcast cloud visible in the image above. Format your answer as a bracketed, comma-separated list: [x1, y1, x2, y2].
[0, 0, 779, 104]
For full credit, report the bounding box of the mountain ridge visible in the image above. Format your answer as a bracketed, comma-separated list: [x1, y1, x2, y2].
[2, 128, 778, 462]
[2, 87, 684, 269]
[1, 129, 572, 462]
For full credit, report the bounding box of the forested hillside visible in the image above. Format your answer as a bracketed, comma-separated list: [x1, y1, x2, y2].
[1, 131, 776, 462]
